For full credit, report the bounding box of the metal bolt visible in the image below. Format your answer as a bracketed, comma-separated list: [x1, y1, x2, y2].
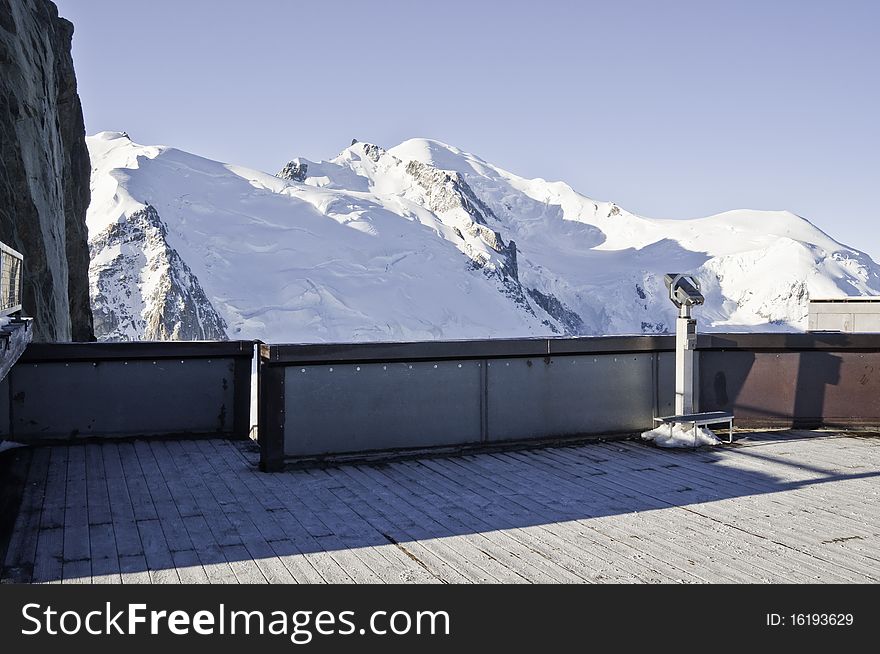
[356, 366, 361, 371]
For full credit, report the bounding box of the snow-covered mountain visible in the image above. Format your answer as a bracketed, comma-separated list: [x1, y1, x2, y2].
[86, 131, 880, 342]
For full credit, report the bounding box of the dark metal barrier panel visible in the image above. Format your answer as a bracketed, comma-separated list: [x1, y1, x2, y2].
[260, 333, 880, 469]
[1, 341, 253, 442]
[486, 354, 660, 442]
[259, 337, 678, 470]
[283, 360, 483, 456]
[698, 335, 880, 427]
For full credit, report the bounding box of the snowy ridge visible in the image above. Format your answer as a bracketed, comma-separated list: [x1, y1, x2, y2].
[86, 131, 880, 342]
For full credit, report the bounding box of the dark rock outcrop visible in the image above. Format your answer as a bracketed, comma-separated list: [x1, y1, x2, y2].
[89, 205, 228, 342]
[0, 0, 94, 341]
[277, 159, 308, 182]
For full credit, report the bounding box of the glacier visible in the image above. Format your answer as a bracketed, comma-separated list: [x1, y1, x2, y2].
[86, 131, 880, 342]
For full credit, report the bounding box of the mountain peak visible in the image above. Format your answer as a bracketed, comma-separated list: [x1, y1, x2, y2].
[92, 130, 130, 141]
[84, 133, 880, 343]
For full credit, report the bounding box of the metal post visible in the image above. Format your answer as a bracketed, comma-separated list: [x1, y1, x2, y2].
[675, 304, 697, 415]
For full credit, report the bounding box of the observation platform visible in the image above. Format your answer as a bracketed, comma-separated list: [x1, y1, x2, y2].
[2, 430, 878, 584]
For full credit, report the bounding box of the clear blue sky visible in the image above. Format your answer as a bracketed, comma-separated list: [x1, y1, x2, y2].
[55, 0, 880, 260]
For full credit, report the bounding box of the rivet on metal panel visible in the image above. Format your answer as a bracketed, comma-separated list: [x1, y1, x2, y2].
[506, 362, 509, 366]
[301, 368, 306, 372]
[93, 362, 97, 367]
[124, 361, 128, 365]
[153, 361, 157, 365]
[458, 363, 462, 368]
[180, 360, 184, 364]
[433, 364, 438, 369]
[614, 357, 617, 362]
[593, 358, 597, 363]
[65, 363, 68, 367]
[329, 367, 334, 372]
[383, 365, 387, 370]
[356, 366, 361, 371]
[409, 365, 413, 369]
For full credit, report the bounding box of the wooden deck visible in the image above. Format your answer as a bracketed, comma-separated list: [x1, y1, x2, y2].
[2, 432, 879, 583]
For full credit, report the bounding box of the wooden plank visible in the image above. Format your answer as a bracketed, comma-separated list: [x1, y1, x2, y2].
[530, 445, 862, 582]
[394, 459, 578, 583]
[137, 519, 180, 584]
[200, 441, 358, 584]
[85, 444, 112, 525]
[511, 446, 807, 582]
[452, 451, 705, 582]
[199, 441, 332, 584]
[317, 476, 447, 584]
[357, 463, 528, 582]
[222, 544, 268, 584]
[429, 455, 682, 583]
[333, 464, 479, 583]
[89, 523, 121, 584]
[172, 550, 210, 583]
[2, 447, 50, 583]
[62, 445, 90, 580]
[119, 554, 151, 584]
[302, 466, 444, 584]
[186, 440, 298, 583]
[117, 442, 157, 522]
[102, 443, 143, 562]
[39, 446, 67, 529]
[61, 559, 90, 584]
[32, 527, 63, 584]
[6, 434, 879, 584]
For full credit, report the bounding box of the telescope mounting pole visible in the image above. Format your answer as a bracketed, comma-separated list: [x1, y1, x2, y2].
[675, 302, 697, 415]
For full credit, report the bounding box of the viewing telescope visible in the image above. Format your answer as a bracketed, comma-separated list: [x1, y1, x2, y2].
[664, 273, 704, 312]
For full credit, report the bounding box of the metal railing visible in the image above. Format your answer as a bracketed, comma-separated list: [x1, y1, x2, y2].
[257, 333, 880, 469]
[2, 333, 880, 464]
[0, 242, 23, 318]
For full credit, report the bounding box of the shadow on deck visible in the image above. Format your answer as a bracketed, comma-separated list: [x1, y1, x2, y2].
[2, 431, 879, 584]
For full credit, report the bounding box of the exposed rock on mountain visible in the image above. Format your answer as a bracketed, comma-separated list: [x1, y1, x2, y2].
[89, 204, 227, 341]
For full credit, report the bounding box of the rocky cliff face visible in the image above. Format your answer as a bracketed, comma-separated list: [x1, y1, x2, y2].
[89, 204, 228, 341]
[0, 0, 94, 341]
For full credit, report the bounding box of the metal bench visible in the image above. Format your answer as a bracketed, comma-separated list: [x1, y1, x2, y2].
[653, 410, 735, 444]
